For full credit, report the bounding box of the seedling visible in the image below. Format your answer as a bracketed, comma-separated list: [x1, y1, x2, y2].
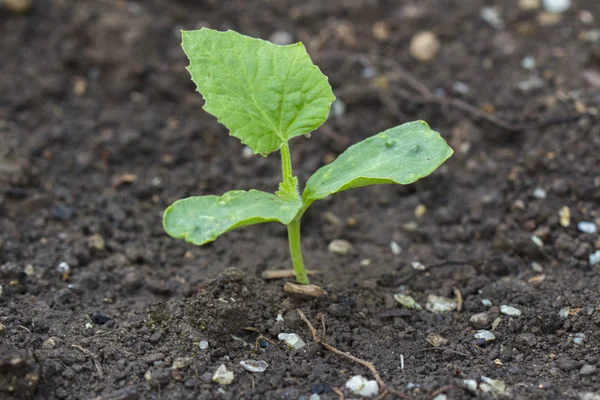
[163, 29, 453, 284]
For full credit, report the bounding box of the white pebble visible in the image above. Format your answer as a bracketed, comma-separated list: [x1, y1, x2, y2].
[330, 99, 346, 119]
[531, 262, 544, 272]
[521, 56, 536, 70]
[309, 394, 321, 400]
[409, 31, 440, 63]
[589, 250, 600, 266]
[411, 261, 425, 270]
[57, 261, 70, 274]
[426, 295, 457, 314]
[242, 146, 254, 159]
[276, 313, 284, 322]
[533, 187, 547, 199]
[474, 330, 496, 342]
[481, 299, 493, 307]
[212, 364, 234, 385]
[452, 81, 470, 95]
[328, 239, 353, 255]
[390, 241, 402, 255]
[239, 359, 268, 373]
[345, 375, 379, 397]
[577, 221, 597, 234]
[531, 235, 544, 248]
[559, 307, 570, 319]
[543, 0, 570, 13]
[480, 7, 504, 30]
[269, 30, 293, 45]
[432, 395, 448, 400]
[199, 340, 209, 350]
[463, 379, 478, 392]
[573, 332, 585, 345]
[278, 333, 306, 350]
[500, 305, 522, 316]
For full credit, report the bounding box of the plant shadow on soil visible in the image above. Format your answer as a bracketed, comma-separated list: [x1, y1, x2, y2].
[1, 0, 600, 399]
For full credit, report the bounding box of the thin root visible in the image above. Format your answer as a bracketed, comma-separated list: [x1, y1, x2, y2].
[297, 309, 408, 399]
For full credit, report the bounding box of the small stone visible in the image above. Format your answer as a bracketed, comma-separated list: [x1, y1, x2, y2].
[531, 235, 544, 248]
[501, 305, 522, 316]
[533, 187, 547, 199]
[328, 239, 353, 255]
[532, 262, 544, 272]
[360, 259, 371, 267]
[573, 332, 585, 345]
[311, 383, 331, 394]
[469, 313, 490, 329]
[559, 307, 570, 319]
[90, 311, 111, 325]
[426, 295, 457, 314]
[372, 21, 390, 41]
[87, 234, 105, 251]
[85, 322, 93, 329]
[241, 146, 254, 159]
[559, 206, 571, 227]
[390, 241, 401, 255]
[212, 365, 234, 385]
[452, 81, 470, 95]
[518, 75, 545, 94]
[590, 250, 600, 266]
[56, 261, 70, 275]
[330, 99, 346, 119]
[0, 323, 5, 333]
[432, 395, 447, 400]
[276, 313, 284, 322]
[345, 375, 379, 397]
[481, 299, 493, 307]
[278, 333, 306, 350]
[480, 377, 506, 395]
[580, 364, 596, 376]
[199, 340, 209, 350]
[394, 294, 422, 310]
[2, 0, 32, 13]
[543, 0, 570, 13]
[578, 221, 597, 234]
[518, 0, 541, 10]
[463, 379, 478, 392]
[480, 7, 504, 29]
[516, 333, 538, 348]
[414, 204, 427, 218]
[411, 261, 425, 270]
[521, 56, 536, 70]
[309, 394, 321, 400]
[24, 264, 34, 277]
[426, 333, 448, 347]
[52, 204, 74, 220]
[239, 360, 268, 373]
[474, 330, 496, 342]
[409, 31, 440, 63]
[269, 30, 293, 45]
[172, 357, 192, 370]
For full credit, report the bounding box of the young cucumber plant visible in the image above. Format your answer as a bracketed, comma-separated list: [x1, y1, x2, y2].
[163, 29, 453, 284]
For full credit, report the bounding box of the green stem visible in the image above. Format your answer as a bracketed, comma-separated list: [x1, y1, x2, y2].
[287, 218, 309, 284]
[280, 142, 309, 284]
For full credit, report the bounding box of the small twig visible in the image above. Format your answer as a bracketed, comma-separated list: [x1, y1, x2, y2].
[332, 387, 345, 400]
[262, 269, 317, 280]
[18, 325, 31, 333]
[415, 347, 470, 357]
[320, 314, 327, 342]
[426, 385, 456, 400]
[72, 344, 103, 378]
[453, 287, 463, 312]
[297, 309, 408, 399]
[252, 334, 280, 354]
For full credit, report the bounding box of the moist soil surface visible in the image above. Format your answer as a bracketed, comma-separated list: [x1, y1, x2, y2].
[2, 0, 600, 399]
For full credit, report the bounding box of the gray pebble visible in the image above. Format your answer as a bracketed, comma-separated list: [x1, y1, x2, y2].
[580, 364, 596, 376]
[469, 312, 490, 329]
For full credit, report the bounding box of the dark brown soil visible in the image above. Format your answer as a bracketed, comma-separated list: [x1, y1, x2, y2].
[2, 0, 600, 399]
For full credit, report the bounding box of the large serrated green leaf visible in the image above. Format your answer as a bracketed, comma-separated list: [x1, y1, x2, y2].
[303, 121, 453, 202]
[163, 190, 302, 246]
[182, 28, 335, 156]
